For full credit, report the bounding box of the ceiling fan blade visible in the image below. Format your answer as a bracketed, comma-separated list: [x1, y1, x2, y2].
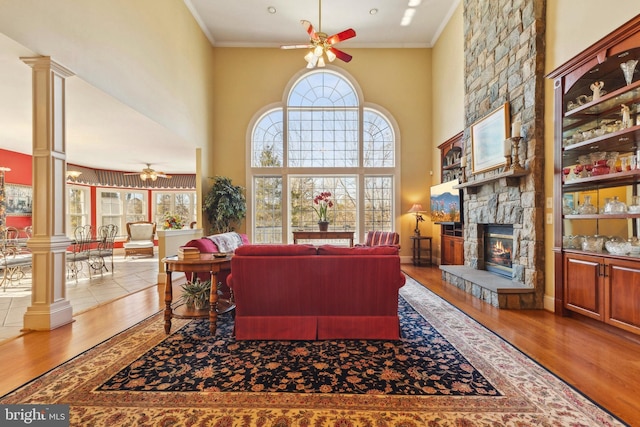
[281, 44, 313, 50]
[326, 28, 356, 45]
[123, 172, 140, 175]
[301, 20, 319, 41]
[328, 47, 352, 63]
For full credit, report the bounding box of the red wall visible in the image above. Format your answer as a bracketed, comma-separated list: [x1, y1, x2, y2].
[1, 149, 32, 230]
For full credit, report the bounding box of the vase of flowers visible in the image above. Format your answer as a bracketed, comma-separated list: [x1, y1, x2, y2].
[313, 191, 333, 231]
[163, 213, 184, 230]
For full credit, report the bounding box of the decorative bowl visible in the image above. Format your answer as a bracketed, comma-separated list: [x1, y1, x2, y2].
[213, 252, 231, 258]
[605, 240, 631, 255]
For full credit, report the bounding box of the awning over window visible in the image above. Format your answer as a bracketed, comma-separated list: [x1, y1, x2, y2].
[67, 165, 195, 189]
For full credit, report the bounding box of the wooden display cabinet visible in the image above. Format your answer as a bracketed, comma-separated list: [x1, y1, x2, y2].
[438, 132, 463, 183]
[548, 16, 640, 335]
[438, 132, 464, 265]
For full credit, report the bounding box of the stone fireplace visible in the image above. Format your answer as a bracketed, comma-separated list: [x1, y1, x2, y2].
[439, 0, 546, 310]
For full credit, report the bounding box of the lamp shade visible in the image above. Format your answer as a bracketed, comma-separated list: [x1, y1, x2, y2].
[408, 204, 423, 213]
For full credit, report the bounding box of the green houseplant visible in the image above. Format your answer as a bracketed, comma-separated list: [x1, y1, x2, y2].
[180, 279, 211, 309]
[203, 176, 247, 234]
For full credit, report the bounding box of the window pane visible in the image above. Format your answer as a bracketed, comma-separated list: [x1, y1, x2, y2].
[288, 71, 358, 107]
[254, 176, 282, 243]
[364, 176, 394, 231]
[252, 110, 283, 167]
[153, 192, 196, 227]
[100, 192, 122, 215]
[288, 109, 358, 167]
[125, 192, 146, 223]
[363, 109, 395, 167]
[290, 176, 357, 233]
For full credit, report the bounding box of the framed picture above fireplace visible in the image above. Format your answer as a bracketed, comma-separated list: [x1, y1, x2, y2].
[471, 102, 510, 174]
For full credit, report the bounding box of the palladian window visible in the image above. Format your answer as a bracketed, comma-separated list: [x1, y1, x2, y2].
[249, 68, 399, 244]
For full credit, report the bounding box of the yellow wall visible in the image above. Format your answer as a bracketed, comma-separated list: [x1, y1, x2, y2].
[430, 3, 464, 258]
[0, 0, 215, 178]
[211, 47, 432, 251]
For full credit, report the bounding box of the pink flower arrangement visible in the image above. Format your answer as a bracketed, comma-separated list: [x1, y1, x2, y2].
[313, 191, 333, 222]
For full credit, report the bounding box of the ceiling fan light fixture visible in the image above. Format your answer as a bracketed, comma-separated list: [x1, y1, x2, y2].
[317, 56, 326, 67]
[326, 49, 336, 62]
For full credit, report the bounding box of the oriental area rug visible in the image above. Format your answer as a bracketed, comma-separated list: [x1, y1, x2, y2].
[0, 276, 625, 426]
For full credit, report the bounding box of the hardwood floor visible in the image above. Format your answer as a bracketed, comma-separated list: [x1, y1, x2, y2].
[0, 264, 638, 425]
[403, 265, 640, 425]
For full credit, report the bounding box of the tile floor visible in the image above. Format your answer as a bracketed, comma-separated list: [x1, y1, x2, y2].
[0, 249, 160, 342]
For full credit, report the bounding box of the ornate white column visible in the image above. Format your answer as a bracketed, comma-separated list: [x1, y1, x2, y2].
[21, 56, 75, 330]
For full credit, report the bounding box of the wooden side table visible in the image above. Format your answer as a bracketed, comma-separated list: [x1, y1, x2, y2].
[410, 236, 432, 266]
[162, 254, 232, 335]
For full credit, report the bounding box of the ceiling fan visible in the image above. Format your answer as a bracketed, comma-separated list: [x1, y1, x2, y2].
[281, 0, 356, 69]
[124, 164, 172, 181]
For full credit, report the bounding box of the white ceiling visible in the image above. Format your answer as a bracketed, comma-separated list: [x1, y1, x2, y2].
[0, 0, 458, 174]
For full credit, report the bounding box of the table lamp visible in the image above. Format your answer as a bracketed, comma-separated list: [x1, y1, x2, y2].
[408, 204, 424, 236]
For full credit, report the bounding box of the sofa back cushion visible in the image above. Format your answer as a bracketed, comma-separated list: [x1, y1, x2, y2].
[317, 244, 398, 256]
[364, 231, 400, 247]
[235, 244, 317, 256]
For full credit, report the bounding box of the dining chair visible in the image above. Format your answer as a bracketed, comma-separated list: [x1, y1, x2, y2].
[67, 225, 94, 282]
[96, 224, 118, 274]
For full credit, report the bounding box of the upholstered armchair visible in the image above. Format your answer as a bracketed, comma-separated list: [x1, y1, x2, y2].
[124, 222, 156, 258]
[360, 231, 401, 248]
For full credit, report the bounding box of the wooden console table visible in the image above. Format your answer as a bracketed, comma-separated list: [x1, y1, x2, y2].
[292, 231, 355, 247]
[162, 254, 232, 335]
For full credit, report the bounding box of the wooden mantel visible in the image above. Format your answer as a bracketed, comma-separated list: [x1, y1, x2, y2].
[454, 169, 528, 194]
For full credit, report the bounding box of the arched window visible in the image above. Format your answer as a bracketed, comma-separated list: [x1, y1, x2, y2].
[249, 68, 400, 244]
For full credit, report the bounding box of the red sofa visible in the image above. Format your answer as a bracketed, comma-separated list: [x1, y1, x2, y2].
[227, 244, 406, 340]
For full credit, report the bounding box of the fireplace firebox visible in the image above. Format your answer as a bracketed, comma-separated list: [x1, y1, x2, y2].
[484, 225, 513, 278]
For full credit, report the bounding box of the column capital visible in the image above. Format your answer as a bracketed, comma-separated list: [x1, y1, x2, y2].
[20, 56, 75, 78]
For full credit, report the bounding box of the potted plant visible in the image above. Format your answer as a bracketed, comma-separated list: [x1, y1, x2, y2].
[313, 191, 333, 231]
[203, 176, 247, 234]
[180, 279, 211, 309]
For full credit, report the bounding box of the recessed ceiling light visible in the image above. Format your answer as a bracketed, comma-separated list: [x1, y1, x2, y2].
[408, 0, 422, 6]
[369, 8, 378, 15]
[267, 6, 276, 14]
[401, 8, 416, 26]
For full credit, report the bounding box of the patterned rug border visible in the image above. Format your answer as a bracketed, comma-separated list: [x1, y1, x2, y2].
[0, 275, 627, 426]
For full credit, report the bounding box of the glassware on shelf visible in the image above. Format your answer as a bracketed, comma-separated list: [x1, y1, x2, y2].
[579, 195, 598, 214]
[562, 197, 573, 214]
[629, 196, 640, 213]
[582, 236, 604, 252]
[606, 151, 620, 173]
[621, 59, 638, 86]
[605, 239, 631, 255]
[604, 196, 627, 214]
